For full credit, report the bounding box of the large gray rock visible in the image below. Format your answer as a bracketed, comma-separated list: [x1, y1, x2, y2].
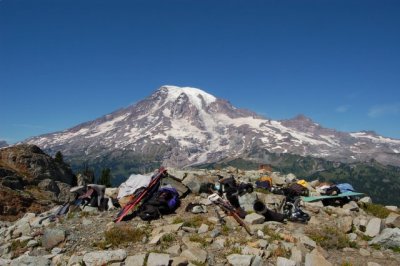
[41, 229, 65, 249]
[161, 176, 190, 197]
[147, 253, 170, 266]
[124, 253, 146, 266]
[239, 193, 258, 212]
[359, 197, 372, 204]
[245, 213, 265, 225]
[277, 257, 296, 266]
[10, 255, 51, 266]
[290, 246, 303, 265]
[181, 247, 208, 263]
[385, 213, 400, 228]
[305, 249, 332, 266]
[171, 256, 188, 266]
[166, 245, 181, 256]
[385, 206, 398, 212]
[197, 223, 209, 234]
[270, 172, 286, 185]
[181, 173, 216, 194]
[166, 168, 187, 181]
[37, 179, 72, 202]
[369, 228, 400, 248]
[337, 216, 353, 233]
[226, 254, 254, 266]
[296, 235, 317, 250]
[83, 249, 127, 266]
[365, 218, 383, 237]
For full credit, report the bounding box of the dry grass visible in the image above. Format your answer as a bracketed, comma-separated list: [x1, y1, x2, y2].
[10, 239, 29, 258]
[359, 202, 391, 219]
[105, 224, 148, 247]
[262, 226, 282, 241]
[306, 226, 357, 249]
[189, 234, 209, 248]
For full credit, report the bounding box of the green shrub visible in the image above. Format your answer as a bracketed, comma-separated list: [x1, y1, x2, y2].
[221, 224, 231, 235]
[360, 203, 391, 219]
[307, 226, 357, 249]
[182, 216, 211, 228]
[227, 246, 242, 255]
[189, 234, 209, 247]
[105, 224, 147, 246]
[10, 240, 29, 258]
[172, 217, 184, 224]
[262, 226, 282, 241]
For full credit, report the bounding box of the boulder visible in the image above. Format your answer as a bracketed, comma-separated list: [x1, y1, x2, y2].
[337, 216, 353, 233]
[359, 197, 372, 204]
[369, 228, 400, 248]
[245, 213, 265, 225]
[147, 253, 170, 266]
[171, 256, 188, 266]
[365, 218, 383, 237]
[82, 249, 127, 266]
[385, 212, 400, 228]
[198, 223, 209, 234]
[290, 246, 303, 265]
[9, 255, 51, 266]
[305, 248, 332, 266]
[181, 173, 217, 194]
[41, 229, 66, 249]
[385, 206, 398, 212]
[166, 168, 187, 181]
[277, 257, 296, 266]
[239, 193, 258, 212]
[181, 247, 207, 263]
[166, 245, 181, 256]
[226, 254, 254, 266]
[161, 176, 190, 197]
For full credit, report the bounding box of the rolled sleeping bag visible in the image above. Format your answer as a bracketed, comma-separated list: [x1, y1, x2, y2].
[253, 200, 286, 223]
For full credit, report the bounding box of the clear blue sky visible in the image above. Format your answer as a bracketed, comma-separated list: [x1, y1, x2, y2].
[1, 0, 400, 143]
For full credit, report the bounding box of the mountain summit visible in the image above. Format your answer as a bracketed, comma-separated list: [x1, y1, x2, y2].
[26, 85, 400, 172]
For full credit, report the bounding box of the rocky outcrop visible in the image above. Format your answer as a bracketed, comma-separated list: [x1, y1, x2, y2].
[0, 144, 75, 221]
[0, 167, 399, 265]
[0, 144, 75, 185]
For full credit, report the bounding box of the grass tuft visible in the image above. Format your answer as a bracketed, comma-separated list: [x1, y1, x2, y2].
[105, 224, 147, 247]
[306, 226, 357, 249]
[359, 203, 391, 219]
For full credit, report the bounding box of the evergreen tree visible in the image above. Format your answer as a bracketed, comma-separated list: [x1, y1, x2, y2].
[99, 168, 112, 187]
[82, 162, 95, 184]
[54, 151, 64, 164]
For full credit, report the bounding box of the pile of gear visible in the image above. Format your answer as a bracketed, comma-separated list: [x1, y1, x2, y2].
[40, 166, 363, 232]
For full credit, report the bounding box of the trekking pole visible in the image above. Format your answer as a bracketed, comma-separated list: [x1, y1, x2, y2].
[208, 193, 253, 236]
[114, 167, 167, 223]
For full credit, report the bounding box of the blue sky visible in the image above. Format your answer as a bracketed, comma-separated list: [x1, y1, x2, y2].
[1, 0, 400, 143]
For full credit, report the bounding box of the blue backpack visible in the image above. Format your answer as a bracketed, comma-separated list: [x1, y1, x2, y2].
[139, 186, 180, 221]
[336, 183, 355, 193]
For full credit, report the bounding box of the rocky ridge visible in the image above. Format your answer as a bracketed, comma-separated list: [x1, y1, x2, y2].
[1, 168, 399, 266]
[0, 141, 8, 149]
[0, 144, 76, 221]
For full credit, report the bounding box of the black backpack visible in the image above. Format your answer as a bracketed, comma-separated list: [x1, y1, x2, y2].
[138, 204, 161, 221]
[138, 187, 180, 221]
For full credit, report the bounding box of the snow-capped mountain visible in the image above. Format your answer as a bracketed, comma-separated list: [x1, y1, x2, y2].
[25, 85, 400, 168]
[0, 141, 8, 148]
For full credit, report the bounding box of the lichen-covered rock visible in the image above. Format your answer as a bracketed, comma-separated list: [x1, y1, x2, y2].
[82, 249, 127, 266]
